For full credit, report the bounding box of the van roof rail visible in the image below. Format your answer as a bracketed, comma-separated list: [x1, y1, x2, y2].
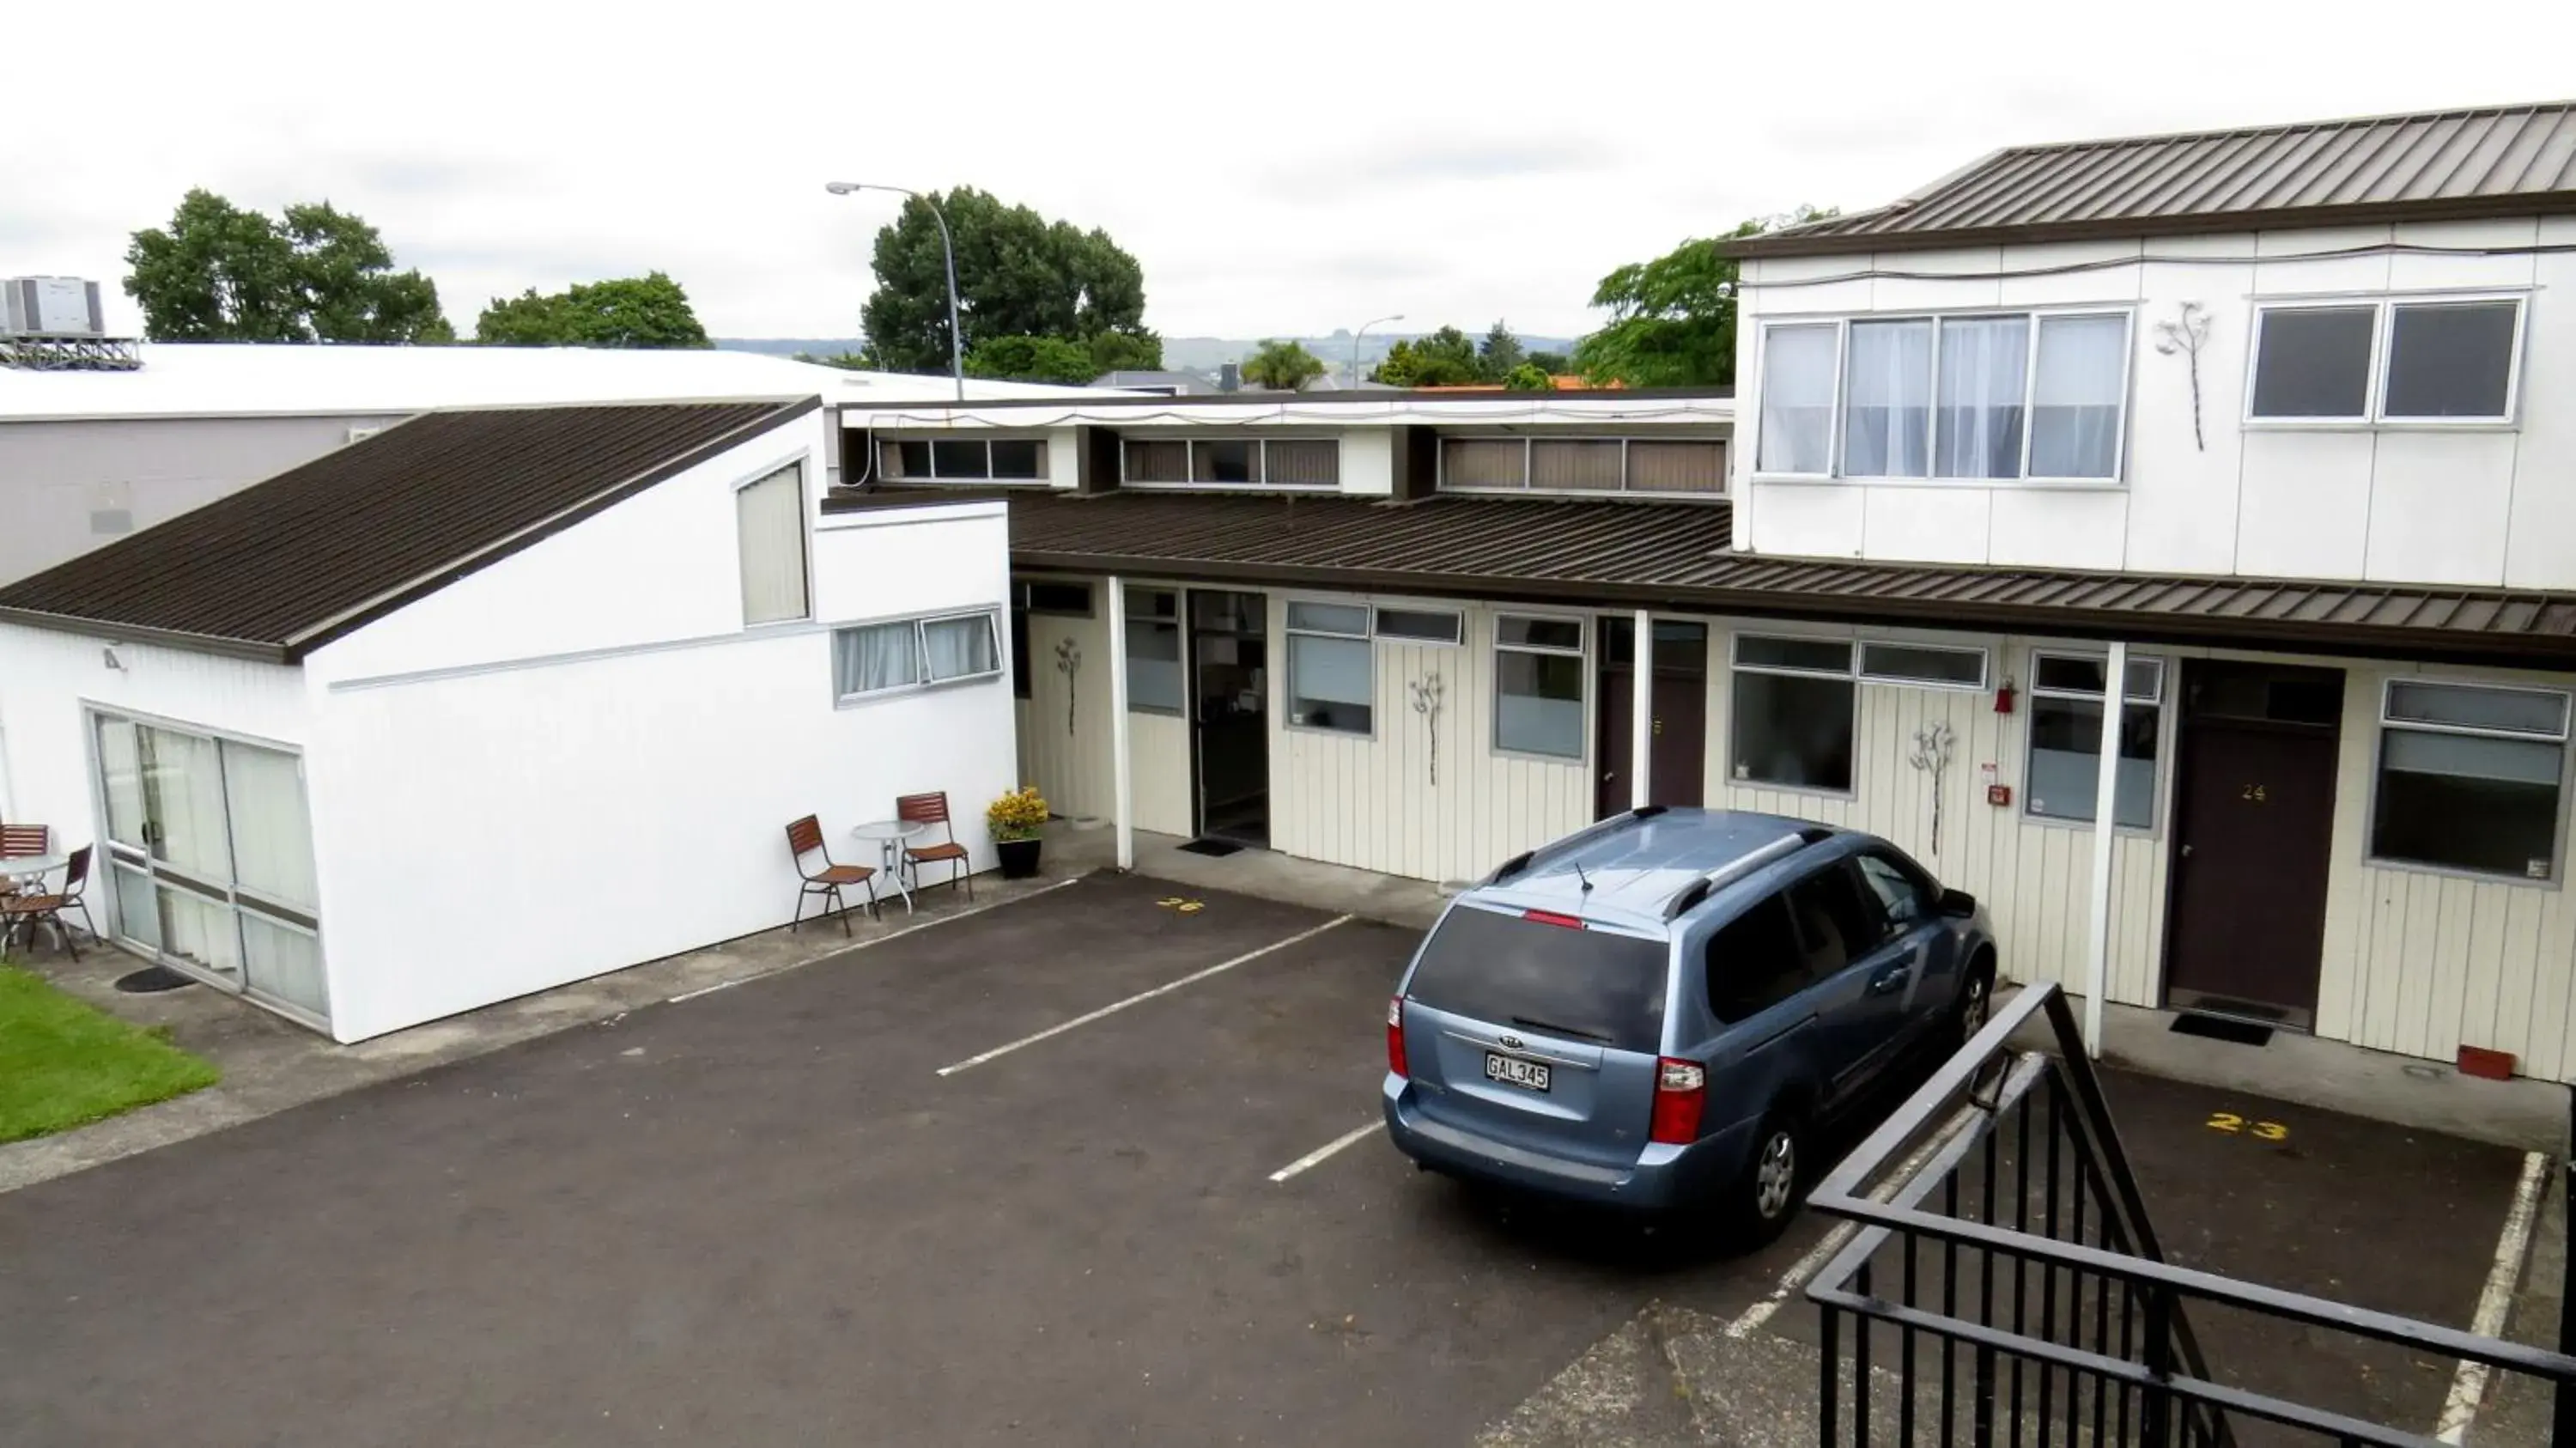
[1662, 828, 1822, 921]
[1487, 806, 1666, 885]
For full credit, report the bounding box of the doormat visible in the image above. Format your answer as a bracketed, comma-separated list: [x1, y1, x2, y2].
[114, 964, 197, 994]
[2170, 1013, 2273, 1048]
[1177, 837, 1245, 858]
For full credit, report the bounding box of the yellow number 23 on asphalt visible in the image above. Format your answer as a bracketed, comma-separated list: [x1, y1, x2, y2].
[2206, 1111, 2288, 1141]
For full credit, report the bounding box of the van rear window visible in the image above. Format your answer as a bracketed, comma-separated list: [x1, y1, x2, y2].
[1405, 905, 1668, 1053]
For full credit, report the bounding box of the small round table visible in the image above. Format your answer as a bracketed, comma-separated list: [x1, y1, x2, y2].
[1, 851, 70, 951]
[849, 820, 927, 915]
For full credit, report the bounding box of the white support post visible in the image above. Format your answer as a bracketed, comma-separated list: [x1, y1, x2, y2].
[1630, 609, 1654, 811]
[2082, 639, 2126, 1059]
[1107, 576, 1134, 872]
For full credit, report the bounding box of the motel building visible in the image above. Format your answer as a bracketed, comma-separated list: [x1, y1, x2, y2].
[830, 99, 2576, 1082]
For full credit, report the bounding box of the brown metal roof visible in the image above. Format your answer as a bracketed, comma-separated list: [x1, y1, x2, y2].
[996, 490, 2576, 665]
[1729, 100, 2576, 258]
[0, 399, 815, 661]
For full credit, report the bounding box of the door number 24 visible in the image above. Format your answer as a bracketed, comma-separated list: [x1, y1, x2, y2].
[2206, 1111, 2287, 1141]
[2240, 783, 2269, 803]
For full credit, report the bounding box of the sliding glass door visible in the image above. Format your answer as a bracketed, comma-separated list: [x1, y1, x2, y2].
[95, 715, 327, 1027]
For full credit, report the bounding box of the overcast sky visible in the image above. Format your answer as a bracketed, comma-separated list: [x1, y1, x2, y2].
[15, 0, 2572, 344]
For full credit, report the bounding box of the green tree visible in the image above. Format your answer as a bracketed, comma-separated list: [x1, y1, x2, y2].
[1240, 338, 1325, 391]
[476, 272, 710, 348]
[1571, 206, 1836, 388]
[1528, 349, 1571, 374]
[124, 189, 453, 343]
[1370, 325, 1484, 386]
[1503, 362, 1553, 392]
[965, 333, 1098, 385]
[1478, 320, 1527, 382]
[860, 187, 1151, 375]
[1086, 329, 1164, 374]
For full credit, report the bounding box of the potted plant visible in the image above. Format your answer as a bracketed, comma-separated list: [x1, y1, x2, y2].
[987, 786, 1049, 879]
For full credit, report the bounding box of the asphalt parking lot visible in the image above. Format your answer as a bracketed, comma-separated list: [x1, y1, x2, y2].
[0, 873, 1819, 1447]
[0, 873, 2545, 1446]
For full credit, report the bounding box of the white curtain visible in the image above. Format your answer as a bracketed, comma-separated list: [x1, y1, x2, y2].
[1935, 316, 2029, 478]
[736, 465, 809, 624]
[97, 719, 147, 850]
[2029, 316, 2127, 478]
[143, 727, 231, 880]
[1757, 325, 1838, 473]
[240, 913, 328, 1017]
[923, 615, 999, 681]
[221, 741, 318, 910]
[835, 622, 922, 697]
[1842, 320, 1932, 477]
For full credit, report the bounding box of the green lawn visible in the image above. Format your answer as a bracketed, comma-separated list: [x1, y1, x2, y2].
[0, 962, 220, 1144]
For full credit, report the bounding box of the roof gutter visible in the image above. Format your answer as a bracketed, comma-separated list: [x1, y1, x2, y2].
[1006, 549, 2576, 670]
[1720, 192, 2576, 259]
[0, 605, 291, 664]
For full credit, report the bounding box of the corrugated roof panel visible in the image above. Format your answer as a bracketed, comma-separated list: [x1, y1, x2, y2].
[0, 401, 803, 655]
[1730, 100, 2576, 257]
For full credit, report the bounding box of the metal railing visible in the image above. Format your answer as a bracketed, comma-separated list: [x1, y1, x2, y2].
[1805, 983, 2576, 1447]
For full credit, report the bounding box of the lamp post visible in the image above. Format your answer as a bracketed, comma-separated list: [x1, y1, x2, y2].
[825, 180, 963, 401]
[1351, 313, 1403, 388]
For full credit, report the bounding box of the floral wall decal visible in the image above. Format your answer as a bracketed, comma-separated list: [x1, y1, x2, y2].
[1410, 672, 1446, 785]
[1054, 637, 1082, 735]
[2154, 301, 2212, 453]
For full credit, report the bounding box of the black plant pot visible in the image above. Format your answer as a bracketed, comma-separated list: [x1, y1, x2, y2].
[996, 837, 1042, 879]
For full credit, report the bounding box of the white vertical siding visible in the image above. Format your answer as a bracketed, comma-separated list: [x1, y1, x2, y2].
[1706, 628, 2169, 1008]
[1128, 711, 1193, 836]
[1018, 608, 1114, 822]
[2315, 660, 2576, 1080]
[1270, 598, 1590, 885]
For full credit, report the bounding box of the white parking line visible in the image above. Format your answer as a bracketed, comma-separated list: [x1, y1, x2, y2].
[665, 877, 1083, 1005]
[2434, 1148, 2549, 1445]
[1726, 1102, 1981, 1341]
[935, 914, 1355, 1077]
[1270, 1122, 1381, 1183]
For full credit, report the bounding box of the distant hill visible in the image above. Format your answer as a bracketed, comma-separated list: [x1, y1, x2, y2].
[717, 338, 867, 358]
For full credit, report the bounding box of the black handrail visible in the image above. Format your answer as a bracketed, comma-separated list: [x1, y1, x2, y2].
[1805, 982, 2576, 1447]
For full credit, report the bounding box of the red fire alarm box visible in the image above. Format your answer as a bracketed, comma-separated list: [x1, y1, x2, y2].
[1994, 678, 2017, 715]
[1987, 783, 2013, 807]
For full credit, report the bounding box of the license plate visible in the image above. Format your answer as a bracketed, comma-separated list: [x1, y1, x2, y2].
[1485, 1052, 1551, 1092]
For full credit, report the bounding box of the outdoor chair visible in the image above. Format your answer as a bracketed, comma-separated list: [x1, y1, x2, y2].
[895, 792, 973, 902]
[0, 844, 93, 958]
[1, 822, 52, 899]
[786, 815, 877, 936]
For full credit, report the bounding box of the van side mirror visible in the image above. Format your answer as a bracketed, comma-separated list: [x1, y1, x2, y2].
[1938, 888, 1978, 918]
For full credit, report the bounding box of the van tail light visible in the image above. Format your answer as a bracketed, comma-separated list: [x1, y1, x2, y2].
[1386, 996, 1409, 1080]
[1649, 1057, 1706, 1145]
[1521, 909, 1586, 929]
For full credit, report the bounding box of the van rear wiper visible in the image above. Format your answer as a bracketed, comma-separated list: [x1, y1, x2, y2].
[1510, 1015, 1613, 1044]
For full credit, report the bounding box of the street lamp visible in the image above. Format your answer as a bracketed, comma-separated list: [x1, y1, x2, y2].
[825, 180, 963, 401]
[1351, 313, 1404, 388]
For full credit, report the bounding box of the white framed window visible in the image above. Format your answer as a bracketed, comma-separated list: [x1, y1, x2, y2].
[878, 436, 1049, 482]
[2247, 296, 2526, 424]
[1125, 587, 1183, 715]
[1438, 436, 1728, 496]
[1494, 614, 1586, 759]
[1758, 310, 2131, 482]
[735, 461, 810, 626]
[1020, 581, 1093, 617]
[1374, 606, 1463, 645]
[2372, 678, 2568, 880]
[2025, 652, 2164, 829]
[1285, 600, 1374, 734]
[1730, 635, 1856, 791]
[1860, 641, 1989, 690]
[1122, 437, 1340, 488]
[833, 610, 1004, 703]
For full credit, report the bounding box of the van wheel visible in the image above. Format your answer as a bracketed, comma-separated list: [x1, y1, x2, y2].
[1952, 955, 1996, 1046]
[1728, 1111, 1805, 1246]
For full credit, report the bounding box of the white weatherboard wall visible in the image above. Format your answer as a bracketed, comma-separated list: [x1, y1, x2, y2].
[0, 623, 315, 860]
[1269, 595, 1593, 886]
[300, 415, 1016, 1041]
[1011, 576, 1195, 837]
[1735, 217, 2576, 588]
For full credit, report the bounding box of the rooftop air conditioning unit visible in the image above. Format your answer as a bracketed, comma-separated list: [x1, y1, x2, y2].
[2, 277, 106, 337]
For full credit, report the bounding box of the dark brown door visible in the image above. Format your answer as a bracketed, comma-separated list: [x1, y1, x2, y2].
[2162, 661, 2344, 1025]
[1597, 619, 1709, 818]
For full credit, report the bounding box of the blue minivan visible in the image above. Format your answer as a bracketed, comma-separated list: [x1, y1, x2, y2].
[1382, 806, 1996, 1241]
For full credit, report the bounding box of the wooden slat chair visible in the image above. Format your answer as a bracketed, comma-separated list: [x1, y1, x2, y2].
[896, 791, 972, 902]
[1, 822, 52, 900]
[1, 845, 93, 958]
[786, 815, 877, 936]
